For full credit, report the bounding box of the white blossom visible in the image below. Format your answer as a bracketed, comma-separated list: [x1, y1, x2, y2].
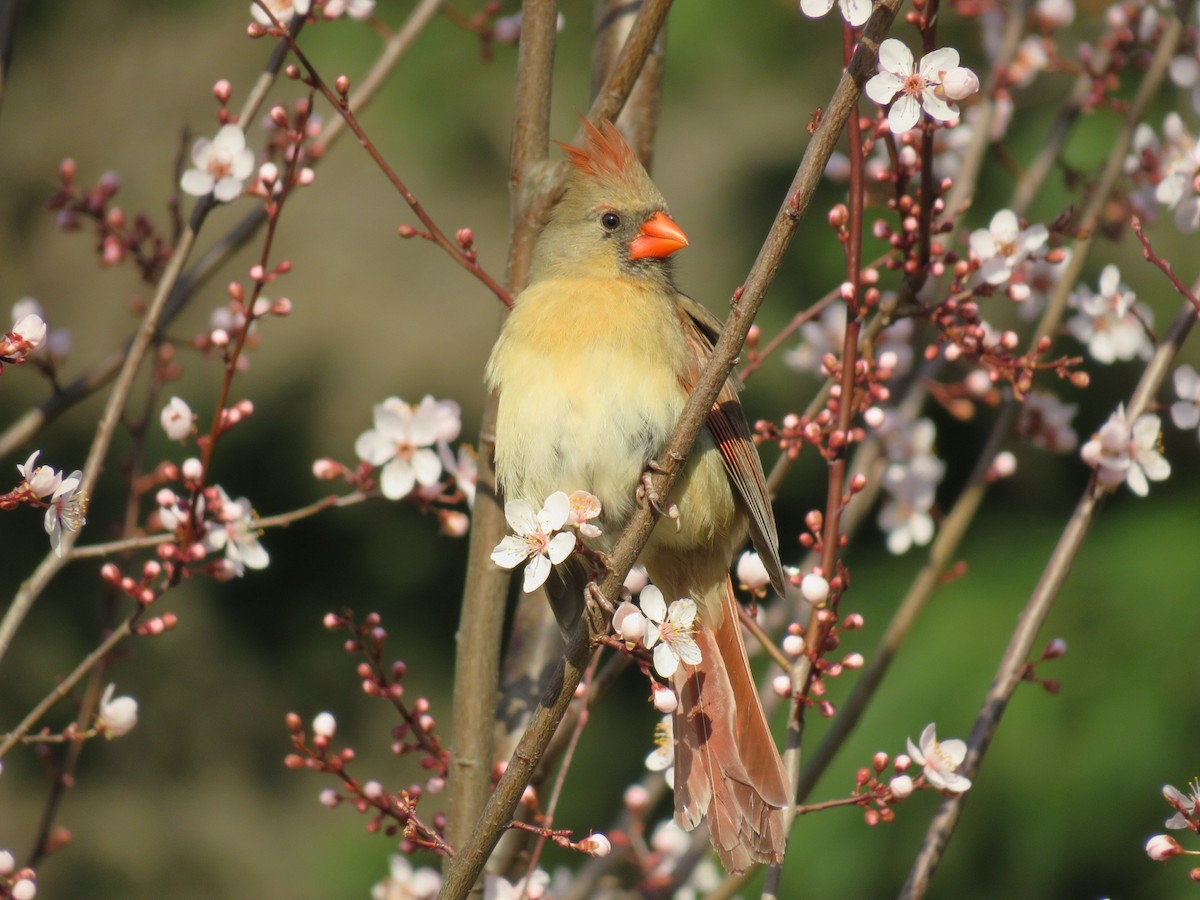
[251, 0, 311, 27]
[355, 396, 460, 501]
[907, 723, 972, 793]
[865, 40, 967, 134]
[98, 683, 138, 738]
[160, 396, 194, 441]
[799, 0, 872, 27]
[1066, 265, 1153, 364]
[180, 125, 255, 202]
[203, 486, 270, 575]
[1080, 404, 1170, 496]
[490, 492, 576, 592]
[1170, 364, 1200, 436]
[639, 586, 702, 678]
[969, 209, 1049, 286]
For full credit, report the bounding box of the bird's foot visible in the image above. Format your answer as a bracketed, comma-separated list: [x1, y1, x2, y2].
[637, 463, 682, 532]
[584, 581, 616, 638]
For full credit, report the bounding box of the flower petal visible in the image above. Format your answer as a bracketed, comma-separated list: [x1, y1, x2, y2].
[888, 95, 922, 134]
[504, 499, 538, 535]
[919, 47, 960, 80]
[652, 643, 679, 678]
[865, 71, 904, 105]
[538, 491, 571, 531]
[799, 0, 836, 17]
[877, 38, 914, 76]
[411, 448, 443, 487]
[672, 634, 702, 667]
[522, 553, 551, 592]
[491, 535, 532, 569]
[379, 458, 416, 500]
[545, 531, 577, 565]
[639, 585, 667, 622]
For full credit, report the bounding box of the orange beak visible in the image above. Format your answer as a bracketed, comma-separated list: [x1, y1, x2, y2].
[629, 211, 689, 260]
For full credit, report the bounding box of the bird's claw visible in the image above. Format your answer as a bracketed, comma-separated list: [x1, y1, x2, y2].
[637, 468, 682, 531]
[585, 581, 615, 616]
[584, 581, 615, 638]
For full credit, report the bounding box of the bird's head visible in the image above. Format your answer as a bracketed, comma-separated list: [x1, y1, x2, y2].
[531, 118, 688, 284]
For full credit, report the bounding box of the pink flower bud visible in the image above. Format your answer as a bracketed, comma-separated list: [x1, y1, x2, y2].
[312, 458, 344, 480]
[335, 75, 351, 94]
[181, 458, 203, 482]
[363, 780, 383, 799]
[1043, 638, 1067, 659]
[612, 602, 646, 643]
[11, 878, 36, 900]
[1146, 834, 1183, 861]
[842, 652, 865, 669]
[782, 634, 805, 656]
[736, 551, 771, 592]
[213, 79, 232, 103]
[624, 784, 650, 812]
[319, 789, 340, 808]
[0, 851, 13, 876]
[622, 565, 649, 595]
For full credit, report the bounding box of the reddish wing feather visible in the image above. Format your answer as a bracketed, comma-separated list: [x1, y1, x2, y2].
[675, 294, 787, 596]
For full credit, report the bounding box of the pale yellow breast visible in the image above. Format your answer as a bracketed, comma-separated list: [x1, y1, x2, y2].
[486, 277, 691, 539]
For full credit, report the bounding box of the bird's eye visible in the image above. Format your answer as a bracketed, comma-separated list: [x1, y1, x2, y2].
[600, 211, 621, 231]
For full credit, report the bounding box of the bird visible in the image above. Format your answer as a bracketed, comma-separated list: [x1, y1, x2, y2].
[485, 118, 790, 872]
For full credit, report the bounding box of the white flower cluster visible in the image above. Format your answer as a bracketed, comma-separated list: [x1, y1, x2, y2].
[355, 395, 463, 501]
[876, 413, 945, 555]
[16, 451, 86, 556]
[159, 484, 270, 578]
[1066, 265, 1153, 365]
[1126, 113, 1200, 232]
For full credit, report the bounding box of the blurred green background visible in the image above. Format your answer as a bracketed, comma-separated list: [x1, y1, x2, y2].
[1, 0, 1199, 897]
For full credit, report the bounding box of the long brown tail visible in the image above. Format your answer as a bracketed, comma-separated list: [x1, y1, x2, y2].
[671, 577, 790, 872]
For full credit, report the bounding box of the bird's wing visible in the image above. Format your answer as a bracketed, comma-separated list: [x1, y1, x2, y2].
[675, 294, 786, 596]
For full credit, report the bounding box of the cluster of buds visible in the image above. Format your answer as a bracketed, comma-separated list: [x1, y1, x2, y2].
[45, 159, 168, 281]
[324, 610, 449, 783]
[0, 851, 37, 900]
[154, 481, 270, 580]
[772, 604, 866, 719]
[285, 709, 452, 856]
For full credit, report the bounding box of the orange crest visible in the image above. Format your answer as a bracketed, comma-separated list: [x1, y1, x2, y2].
[558, 118, 642, 187]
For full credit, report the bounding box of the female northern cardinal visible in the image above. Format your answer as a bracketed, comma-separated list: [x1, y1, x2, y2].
[486, 119, 789, 872]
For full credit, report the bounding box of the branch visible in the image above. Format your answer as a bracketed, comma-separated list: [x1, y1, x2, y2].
[445, 0, 561, 864]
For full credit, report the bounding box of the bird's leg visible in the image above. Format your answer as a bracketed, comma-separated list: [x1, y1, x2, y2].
[637, 457, 682, 532]
[583, 581, 616, 638]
